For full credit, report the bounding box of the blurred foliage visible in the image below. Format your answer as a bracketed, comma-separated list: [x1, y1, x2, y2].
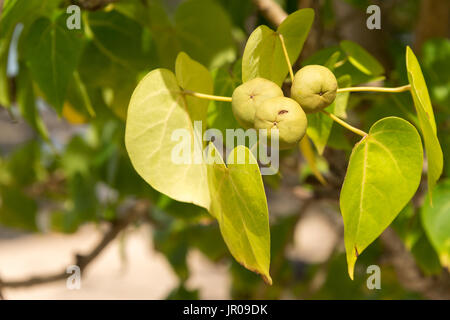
[0, 0, 448, 299]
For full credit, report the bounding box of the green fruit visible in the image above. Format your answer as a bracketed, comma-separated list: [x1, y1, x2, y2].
[232, 78, 283, 128]
[254, 96, 307, 150]
[291, 65, 337, 113]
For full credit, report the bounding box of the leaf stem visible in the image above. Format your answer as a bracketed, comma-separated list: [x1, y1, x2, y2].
[336, 84, 411, 93]
[321, 110, 367, 137]
[183, 90, 232, 102]
[278, 34, 295, 83]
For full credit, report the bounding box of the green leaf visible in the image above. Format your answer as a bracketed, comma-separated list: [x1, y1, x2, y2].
[340, 117, 423, 279]
[393, 204, 442, 276]
[421, 180, 450, 268]
[421, 38, 450, 107]
[146, 0, 181, 69]
[86, 10, 150, 71]
[302, 46, 341, 67]
[0, 0, 62, 107]
[0, 36, 11, 107]
[406, 46, 443, 199]
[242, 9, 314, 86]
[0, 186, 37, 231]
[16, 62, 49, 139]
[207, 63, 241, 140]
[175, 0, 236, 69]
[306, 106, 334, 155]
[4, 141, 41, 187]
[24, 15, 84, 112]
[334, 74, 351, 118]
[0, 0, 44, 39]
[340, 40, 384, 76]
[145, 0, 236, 70]
[207, 144, 271, 284]
[175, 52, 213, 131]
[125, 68, 210, 209]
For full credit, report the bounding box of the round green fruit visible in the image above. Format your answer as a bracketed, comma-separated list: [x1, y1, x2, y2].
[232, 78, 283, 128]
[254, 96, 307, 150]
[290, 65, 337, 113]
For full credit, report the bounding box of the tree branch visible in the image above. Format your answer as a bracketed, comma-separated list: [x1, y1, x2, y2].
[252, 0, 288, 27]
[0, 199, 150, 298]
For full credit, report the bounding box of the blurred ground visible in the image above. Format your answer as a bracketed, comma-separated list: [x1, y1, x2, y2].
[0, 203, 338, 300]
[0, 224, 232, 299]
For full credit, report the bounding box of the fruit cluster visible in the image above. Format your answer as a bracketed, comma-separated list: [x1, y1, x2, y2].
[231, 65, 338, 149]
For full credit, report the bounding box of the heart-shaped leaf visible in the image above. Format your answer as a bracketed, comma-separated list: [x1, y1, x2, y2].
[125, 68, 210, 209]
[406, 46, 443, 199]
[340, 117, 423, 279]
[242, 8, 314, 86]
[207, 144, 272, 284]
[340, 40, 384, 76]
[421, 180, 450, 268]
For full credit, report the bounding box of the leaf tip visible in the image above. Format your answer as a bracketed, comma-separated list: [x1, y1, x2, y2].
[262, 274, 273, 286]
[346, 246, 358, 280]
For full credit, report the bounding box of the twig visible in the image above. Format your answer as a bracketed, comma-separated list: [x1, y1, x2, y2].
[0, 199, 150, 291]
[336, 84, 411, 94]
[320, 110, 367, 137]
[252, 0, 288, 27]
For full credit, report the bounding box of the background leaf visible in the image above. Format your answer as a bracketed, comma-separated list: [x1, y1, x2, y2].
[16, 62, 48, 139]
[421, 180, 450, 268]
[175, 0, 236, 70]
[340, 40, 384, 76]
[24, 15, 84, 113]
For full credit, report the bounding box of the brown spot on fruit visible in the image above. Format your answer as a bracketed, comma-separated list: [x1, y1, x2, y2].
[278, 109, 288, 115]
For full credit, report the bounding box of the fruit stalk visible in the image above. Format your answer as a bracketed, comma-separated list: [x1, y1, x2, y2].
[336, 84, 411, 93]
[183, 90, 232, 102]
[278, 34, 295, 82]
[321, 110, 367, 137]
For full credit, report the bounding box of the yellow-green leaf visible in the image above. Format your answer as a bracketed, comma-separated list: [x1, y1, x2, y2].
[340, 117, 423, 279]
[406, 46, 443, 199]
[207, 144, 272, 284]
[242, 9, 314, 86]
[175, 52, 213, 131]
[125, 68, 210, 209]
